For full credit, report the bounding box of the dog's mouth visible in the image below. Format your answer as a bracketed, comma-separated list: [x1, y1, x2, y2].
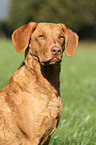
[40, 57, 62, 66]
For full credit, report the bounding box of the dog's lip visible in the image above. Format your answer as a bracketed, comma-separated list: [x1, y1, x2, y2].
[40, 57, 62, 66]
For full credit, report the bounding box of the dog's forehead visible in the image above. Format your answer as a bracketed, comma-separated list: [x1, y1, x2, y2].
[36, 23, 62, 32]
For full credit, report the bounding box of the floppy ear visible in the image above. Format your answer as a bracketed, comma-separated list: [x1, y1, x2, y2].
[65, 28, 79, 57]
[12, 22, 37, 52]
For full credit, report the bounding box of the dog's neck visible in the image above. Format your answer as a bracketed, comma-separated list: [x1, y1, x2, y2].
[24, 48, 61, 95]
[41, 65, 60, 95]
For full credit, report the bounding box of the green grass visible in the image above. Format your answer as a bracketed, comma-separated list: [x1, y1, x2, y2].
[0, 39, 96, 144]
[0, 39, 24, 88]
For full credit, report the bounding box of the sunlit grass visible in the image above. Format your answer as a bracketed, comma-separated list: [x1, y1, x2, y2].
[0, 39, 96, 144]
[0, 39, 24, 88]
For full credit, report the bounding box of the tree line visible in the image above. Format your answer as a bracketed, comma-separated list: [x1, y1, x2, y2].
[0, 0, 96, 39]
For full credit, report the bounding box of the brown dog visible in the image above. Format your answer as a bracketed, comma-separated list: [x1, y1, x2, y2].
[0, 22, 78, 145]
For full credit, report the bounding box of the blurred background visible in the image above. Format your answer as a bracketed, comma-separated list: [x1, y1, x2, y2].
[0, 1, 96, 144]
[0, 0, 96, 39]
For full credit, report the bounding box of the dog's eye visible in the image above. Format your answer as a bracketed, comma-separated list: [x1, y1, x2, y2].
[59, 35, 64, 39]
[39, 35, 44, 38]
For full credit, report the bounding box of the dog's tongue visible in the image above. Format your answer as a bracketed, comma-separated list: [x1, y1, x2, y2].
[41, 62, 45, 66]
[52, 58, 58, 61]
[41, 58, 59, 66]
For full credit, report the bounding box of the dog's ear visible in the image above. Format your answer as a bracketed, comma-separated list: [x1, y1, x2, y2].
[12, 22, 37, 52]
[65, 28, 78, 57]
[61, 24, 78, 57]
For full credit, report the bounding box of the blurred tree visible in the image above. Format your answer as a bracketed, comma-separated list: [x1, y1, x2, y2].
[8, 0, 96, 35]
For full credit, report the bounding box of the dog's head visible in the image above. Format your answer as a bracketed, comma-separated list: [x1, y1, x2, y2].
[12, 22, 78, 65]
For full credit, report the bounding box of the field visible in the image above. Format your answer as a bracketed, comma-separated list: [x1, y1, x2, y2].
[0, 39, 96, 144]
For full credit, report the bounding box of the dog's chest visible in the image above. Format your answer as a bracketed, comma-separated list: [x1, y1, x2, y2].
[17, 92, 62, 141]
[28, 92, 61, 124]
[37, 94, 61, 123]
[30, 94, 61, 140]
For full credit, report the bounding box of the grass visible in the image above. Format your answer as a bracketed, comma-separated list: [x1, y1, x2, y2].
[0, 39, 24, 88]
[0, 39, 96, 144]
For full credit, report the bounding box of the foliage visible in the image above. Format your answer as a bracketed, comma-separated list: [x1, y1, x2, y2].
[0, 40, 96, 144]
[0, 21, 12, 38]
[8, 0, 96, 32]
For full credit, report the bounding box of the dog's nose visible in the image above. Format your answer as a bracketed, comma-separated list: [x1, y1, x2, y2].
[51, 47, 62, 55]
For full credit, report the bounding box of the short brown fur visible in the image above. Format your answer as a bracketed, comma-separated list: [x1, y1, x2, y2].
[0, 22, 78, 145]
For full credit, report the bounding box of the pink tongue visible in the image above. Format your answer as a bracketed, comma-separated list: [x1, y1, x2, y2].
[41, 58, 59, 66]
[41, 62, 45, 66]
[52, 58, 58, 61]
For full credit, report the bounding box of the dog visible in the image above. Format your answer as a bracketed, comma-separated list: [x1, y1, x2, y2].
[0, 22, 78, 145]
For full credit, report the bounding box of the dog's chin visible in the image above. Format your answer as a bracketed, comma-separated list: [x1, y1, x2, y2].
[40, 57, 62, 66]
